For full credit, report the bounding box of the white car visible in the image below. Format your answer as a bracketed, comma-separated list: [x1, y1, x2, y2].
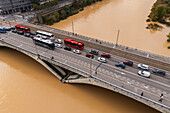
[55, 39, 62, 44]
[55, 44, 62, 48]
[138, 71, 150, 78]
[73, 49, 81, 54]
[98, 57, 107, 63]
[138, 64, 149, 70]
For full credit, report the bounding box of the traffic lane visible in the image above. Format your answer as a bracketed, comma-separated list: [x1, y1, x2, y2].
[106, 59, 170, 86]
[84, 46, 170, 80]
[97, 63, 170, 93]
[51, 47, 170, 92]
[4, 33, 170, 90]
[5, 34, 170, 89]
[3, 35, 170, 94]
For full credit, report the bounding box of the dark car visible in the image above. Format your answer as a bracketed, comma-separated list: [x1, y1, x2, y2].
[115, 62, 126, 69]
[123, 60, 133, 66]
[89, 49, 99, 55]
[64, 46, 71, 51]
[11, 26, 15, 30]
[152, 69, 166, 76]
[17, 31, 24, 35]
[86, 53, 94, 58]
[5, 27, 11, 31]
[101, 53, 111, 58]
[30, 32, 36, 35]
[12, 30, 17, 33]
[24, 33, 30, 37]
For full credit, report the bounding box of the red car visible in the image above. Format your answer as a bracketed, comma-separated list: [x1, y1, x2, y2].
[101, 53, 111, 58]
[86, 53, 94, 58]
[123, 60, 133, 66]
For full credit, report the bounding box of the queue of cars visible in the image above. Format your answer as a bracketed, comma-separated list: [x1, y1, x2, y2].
[8, 25, 167, 78]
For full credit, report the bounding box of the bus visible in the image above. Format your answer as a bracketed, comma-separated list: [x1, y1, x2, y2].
[15, 25, 31, 33]
[33, 37, 55, 50]
[36, 30, 55, 40]
[0, 27, 7, 33]
[64, 39, 84, 50]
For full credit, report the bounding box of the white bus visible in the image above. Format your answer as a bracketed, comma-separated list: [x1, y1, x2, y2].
[36, 30, 55, 40]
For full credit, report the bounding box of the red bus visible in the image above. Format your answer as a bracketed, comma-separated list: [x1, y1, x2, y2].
[64, 39, 84, 50]
[15, 25, 31, 33]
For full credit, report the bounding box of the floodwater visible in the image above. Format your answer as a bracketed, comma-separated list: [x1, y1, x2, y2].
[51, 0, 170, 57]
[0, 48, 159, 113]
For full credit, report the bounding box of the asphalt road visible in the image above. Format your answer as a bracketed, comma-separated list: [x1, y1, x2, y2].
[1, 31, 170, 107]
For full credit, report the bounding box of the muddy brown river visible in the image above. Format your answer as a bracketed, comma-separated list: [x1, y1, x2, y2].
[0, 0, 169, 112]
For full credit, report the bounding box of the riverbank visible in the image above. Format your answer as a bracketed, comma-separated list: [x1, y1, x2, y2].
[147, 0, 170, 27]
[41, 0, 102, 25]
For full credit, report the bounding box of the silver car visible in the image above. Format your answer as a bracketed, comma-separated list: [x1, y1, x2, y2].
[138, 64, 149, 70]
[98, 57, 107, 63]
[55, 44, 62, 48]
[138, 71, 150, 78]
[73, 49, 81, 54]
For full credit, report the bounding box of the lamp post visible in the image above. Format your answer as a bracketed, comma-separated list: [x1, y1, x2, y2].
[95, 62, 102, 74]
[72, 20, 74, 35]
[89, 56, 93, 76]
[32, 38, 39, 58]
[115, 29, 120, 46]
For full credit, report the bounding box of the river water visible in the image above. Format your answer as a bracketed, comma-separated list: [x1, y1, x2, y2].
[51, 0, 170, 56]
[0, 0, 168, 112]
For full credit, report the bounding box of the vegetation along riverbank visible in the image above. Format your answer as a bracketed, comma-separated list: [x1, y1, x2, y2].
[33, 0, 102, 25]
[147, 0, 170, 49]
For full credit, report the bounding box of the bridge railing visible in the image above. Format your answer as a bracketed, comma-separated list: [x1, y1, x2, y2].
[92, 75, 170, 112]
[25, 22, 170, 63]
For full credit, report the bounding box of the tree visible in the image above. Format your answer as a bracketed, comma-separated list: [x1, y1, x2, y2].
[60, 10, 67, 19]
[155, 6, 167, 21]
[53, 11, 60, 21]
[33, 4, 38, 11]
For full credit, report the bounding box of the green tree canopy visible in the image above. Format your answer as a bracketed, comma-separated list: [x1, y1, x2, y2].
[155, 6, 167, 21]
[60, 10, 67, 19]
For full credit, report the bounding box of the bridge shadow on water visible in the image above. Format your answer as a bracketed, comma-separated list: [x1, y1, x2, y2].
[0, 47, 160, 113]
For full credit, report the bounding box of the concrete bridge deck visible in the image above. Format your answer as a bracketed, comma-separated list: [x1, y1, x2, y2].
[0, 24, 170, 112]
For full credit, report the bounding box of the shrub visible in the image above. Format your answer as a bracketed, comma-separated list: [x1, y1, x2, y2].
[168, 46, 170, 49]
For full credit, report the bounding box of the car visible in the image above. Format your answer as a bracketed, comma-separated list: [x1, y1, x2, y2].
[17, 31, 24, 35]
[55, 39, 62, 44]
[30, 32, 36, 35]
[24, 33, 30, 37]
[101, 53, 111, 58]
[89, 49, 99, 55]
[152, 69, 166, 76]
[86, 53, 94, 58]
[138, 64, 149, 70]
[73, 49, 81, 54]
[138, 71, 150, 78]
[55, 44, 62, 48]
[64, 46, 71, 51]
[123, 60, 133, 66]
[12, 30, 17, 33]
[11, 26, 15, 30]
[98, 57, 107, 63]
[5, 27, 11, 31]
[115, 62, 125, 69]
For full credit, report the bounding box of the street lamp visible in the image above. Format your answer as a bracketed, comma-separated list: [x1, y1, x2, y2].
[95, 62, 102, 74]
[115, 29, 120, 46]
[72, 20, 74, 35]
[32, 38, 39, 58]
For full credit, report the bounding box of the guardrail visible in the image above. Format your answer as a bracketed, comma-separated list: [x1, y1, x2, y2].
[92, 75, 170, 112]
[25, 22, 170, 63]
[0, 37, 170, 112]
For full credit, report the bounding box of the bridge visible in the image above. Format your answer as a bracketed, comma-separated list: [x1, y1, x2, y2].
[0, 23, 170, 113]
